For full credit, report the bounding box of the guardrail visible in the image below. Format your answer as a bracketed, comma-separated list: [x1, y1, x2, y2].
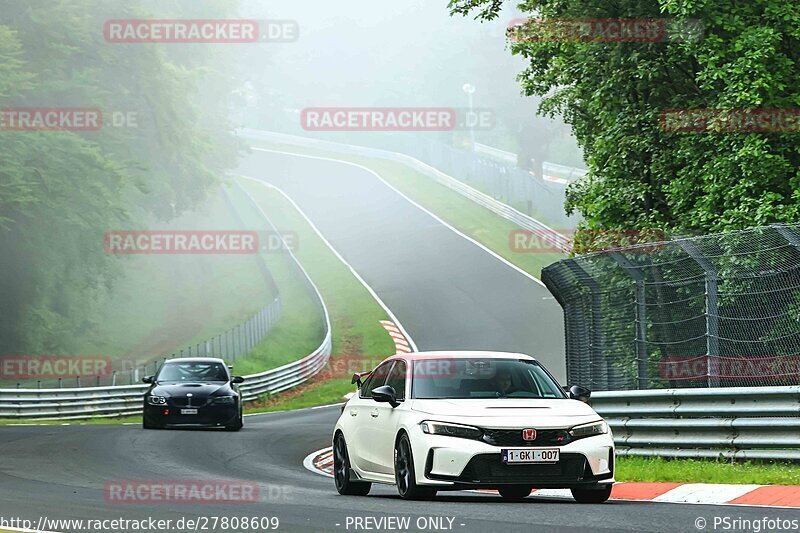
[389, 153, 572, 252]
[0, 339, 331, 421]
[238, 129, 571, 252]
[591, 386, 800, 461]
[0, 179, 333, 421]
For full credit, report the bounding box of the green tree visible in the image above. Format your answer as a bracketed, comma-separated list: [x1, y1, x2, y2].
[0, 0, 242, 354]
[449, 0, 800, 235]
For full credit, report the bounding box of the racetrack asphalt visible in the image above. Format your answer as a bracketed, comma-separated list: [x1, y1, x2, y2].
[1, 407, 798, 533]
[238, 149, 566, 378]
[0, 149, 797, 532]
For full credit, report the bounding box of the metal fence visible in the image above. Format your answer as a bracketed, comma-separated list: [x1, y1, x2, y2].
[5, 295, 284, 391]
[542, 224, 800, 391]
[112, 298, 282, 387]
[591, 386, 800, 460]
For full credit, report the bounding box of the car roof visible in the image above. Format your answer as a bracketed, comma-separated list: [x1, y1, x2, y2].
[386, 351, 536, 362]
[163, 357, 226, 364]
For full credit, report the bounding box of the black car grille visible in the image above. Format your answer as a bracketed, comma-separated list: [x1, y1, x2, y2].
[455, 453, 587, 484]
[169, 397, 209, 408]
[481, 428, 572, 447]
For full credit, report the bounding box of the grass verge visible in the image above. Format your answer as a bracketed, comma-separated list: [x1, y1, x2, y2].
[0, 415, 140, 426]
[220, 184, 325, 376]
[237, 178, 396, 413]
[616, 456, 800, 485]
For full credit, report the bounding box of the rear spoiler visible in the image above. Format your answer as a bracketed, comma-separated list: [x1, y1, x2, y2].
[351, 371, 371, 388]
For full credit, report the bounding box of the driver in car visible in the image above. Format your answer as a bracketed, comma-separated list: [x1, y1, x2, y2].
[493, 368, 518, 396]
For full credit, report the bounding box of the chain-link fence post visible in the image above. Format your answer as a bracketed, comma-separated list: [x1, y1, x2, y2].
[608, 252, 649, 389]
[676, 240, 720, 388]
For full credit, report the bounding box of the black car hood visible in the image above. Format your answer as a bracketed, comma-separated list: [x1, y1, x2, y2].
[150, 381, 233, 398]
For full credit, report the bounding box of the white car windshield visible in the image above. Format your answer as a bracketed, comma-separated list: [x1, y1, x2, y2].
[411, 358, 565, 399]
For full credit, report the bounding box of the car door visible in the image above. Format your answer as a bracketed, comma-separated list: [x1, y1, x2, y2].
[349, 361, 392, 473]
[371, 359, 408, 475]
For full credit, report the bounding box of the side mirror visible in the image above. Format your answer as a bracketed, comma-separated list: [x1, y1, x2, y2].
[142, 375, 153, 384]
[231, 376, 245, 384]
[371, 385, 399, 408]
[569, 385, 591, 403]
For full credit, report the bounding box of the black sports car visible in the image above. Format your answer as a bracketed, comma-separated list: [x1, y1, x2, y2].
[142, 357, 244, 431]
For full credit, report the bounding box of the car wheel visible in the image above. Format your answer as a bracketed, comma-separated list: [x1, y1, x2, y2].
[498, 486, 532, 501]
[333, 433, 371, 496]
[394, 434, 436, 500]
[142, 419, 162, 430]
[571, 485, 613, 504]
[225, 412, 243, 432]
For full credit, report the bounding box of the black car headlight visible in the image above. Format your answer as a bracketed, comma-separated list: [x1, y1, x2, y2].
[420, 421, 482, 440]
[211, 396, 237, 405]
[147, 395, 167, 405]
[569, 420, 608, 439]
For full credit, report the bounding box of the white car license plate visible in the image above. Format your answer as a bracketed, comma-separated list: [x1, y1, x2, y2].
[180, 408, 198, 415]
[502, 448, 559, 464]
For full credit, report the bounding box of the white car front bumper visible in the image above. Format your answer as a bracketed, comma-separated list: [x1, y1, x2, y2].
[408, 423, 615, 489]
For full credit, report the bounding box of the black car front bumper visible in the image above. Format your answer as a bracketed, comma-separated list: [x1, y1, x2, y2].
[143, 402, 239, 427]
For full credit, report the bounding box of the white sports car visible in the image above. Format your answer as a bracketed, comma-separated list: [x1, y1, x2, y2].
[332, 351, 615, 502]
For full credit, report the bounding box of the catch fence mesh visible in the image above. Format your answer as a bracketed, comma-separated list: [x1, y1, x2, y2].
[541, 224, 800, 390]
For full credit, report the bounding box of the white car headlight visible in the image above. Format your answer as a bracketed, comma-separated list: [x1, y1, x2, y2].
[147, 395, 167, 405]
[569, 420, 608, 439]
[420, 421, 483, 440]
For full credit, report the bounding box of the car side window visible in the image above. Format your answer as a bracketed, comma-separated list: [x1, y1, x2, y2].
[360, 361, 392, 399]
[385, 360, 407, 400]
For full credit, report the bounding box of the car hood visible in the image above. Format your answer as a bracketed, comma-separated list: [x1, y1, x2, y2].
[409, 398, 600, 427]
[151, 382, 232, 398]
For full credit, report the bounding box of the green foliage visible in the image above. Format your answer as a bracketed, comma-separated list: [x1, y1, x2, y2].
[617, 456, 800, 485]
[0, 1, 241, 354]
[449, 0, 800, 235]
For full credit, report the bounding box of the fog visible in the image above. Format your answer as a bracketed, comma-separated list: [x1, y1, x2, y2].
[0, 0, 580, 382]
[236, 0, 582, 161]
